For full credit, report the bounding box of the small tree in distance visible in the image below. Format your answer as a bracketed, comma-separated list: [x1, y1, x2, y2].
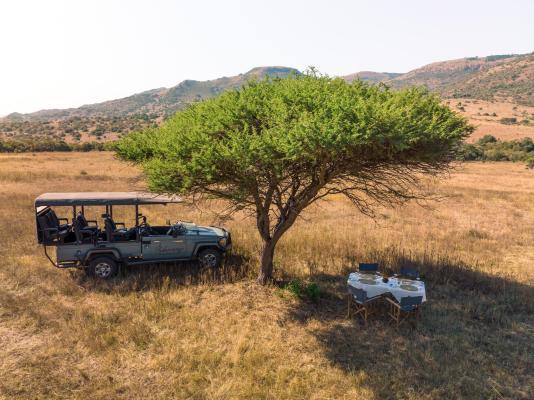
[115, 71, 472, 284]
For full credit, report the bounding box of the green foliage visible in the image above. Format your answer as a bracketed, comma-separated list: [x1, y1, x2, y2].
[0, 137, 109, 153]
[0, 113, 161, 143]
[285, 279, 321, 302]
[304, 282, 321, 303]
[116, 73, 471, 196]
[116, 72, 472, 282]
[459, 143, 484, 161]
[93, 126, 105, 136]
[286, 279, 304, 297]
[478, 134, 497, 145]
[457, 137, 534, 162]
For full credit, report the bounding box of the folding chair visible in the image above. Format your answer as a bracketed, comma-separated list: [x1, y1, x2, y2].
[358, 263, 379, 274]
[347, 286, 382, 324]
[399, 266, 420, 280]
[386, 295, 423, 327]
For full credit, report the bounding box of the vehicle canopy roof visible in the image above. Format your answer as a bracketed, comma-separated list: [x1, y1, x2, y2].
[35, 192, 182, 207]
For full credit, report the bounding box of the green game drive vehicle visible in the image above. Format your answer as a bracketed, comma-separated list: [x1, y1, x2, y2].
[34, 192, 231, 279]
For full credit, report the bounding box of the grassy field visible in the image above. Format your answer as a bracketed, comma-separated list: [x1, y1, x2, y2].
[0, 152, 533, 399]
[450, 98, 534, 142]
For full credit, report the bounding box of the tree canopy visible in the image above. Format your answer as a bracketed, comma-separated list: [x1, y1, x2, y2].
[115, 72, 472, 283]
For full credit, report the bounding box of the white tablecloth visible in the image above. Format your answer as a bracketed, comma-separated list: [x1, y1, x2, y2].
[347, 272, 426, 302]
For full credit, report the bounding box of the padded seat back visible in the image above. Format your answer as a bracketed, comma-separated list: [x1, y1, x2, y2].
[400, 267, 420, 280]
[73, 218, 83, 242]
[73, 217, 96, 243]
[399, 296, 423, 311]
[36, 208, 69, 244]
[76, 213, 88, 228]
[104, 217, 115, 242]
[37, 213, 54, 242]
[348, 285, 367, 304]
[47, 209, 59, 226]
[359, 263, 379, 273]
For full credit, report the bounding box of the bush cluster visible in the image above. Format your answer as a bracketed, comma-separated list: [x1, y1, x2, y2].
[0, 114, 160, 142]
[458, 135, 534, 162]
[285, 279, 321, 303]
[0, 137, 112, 152]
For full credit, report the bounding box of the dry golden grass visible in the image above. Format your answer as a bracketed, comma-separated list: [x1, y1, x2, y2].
[0, 152, 533, 399]
[446, 98, 534, 142]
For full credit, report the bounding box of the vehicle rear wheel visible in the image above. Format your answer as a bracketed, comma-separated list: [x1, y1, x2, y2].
[198, 248, 222, 269]
[87, 256, 118, 279]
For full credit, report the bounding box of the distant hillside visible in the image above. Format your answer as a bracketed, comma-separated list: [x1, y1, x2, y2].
[1, 55, 533, 144]
[355, 53, 534, 106]
[5, 66, 299, 121]
[344, 71, 402, 83]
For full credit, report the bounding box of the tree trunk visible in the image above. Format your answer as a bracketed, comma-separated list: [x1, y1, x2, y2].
[257, 239, 276, 285]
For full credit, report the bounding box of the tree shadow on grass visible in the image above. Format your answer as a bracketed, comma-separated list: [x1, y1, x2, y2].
[73, 252, 254, 294]
[286, 257, 534, 399]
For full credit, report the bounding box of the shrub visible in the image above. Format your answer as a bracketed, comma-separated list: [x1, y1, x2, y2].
[457, 137, 534, 162]
[483, 148, 508, 161]
[285, 280, 321, 302]
[499, 117, 517, 125]
[459, 144, 484, 160]
[93, 127, 105, 136]
[304, 282, 321, 303]
[0, 137, 110, 153]
[286, 279, 303, 297]
[477, 134, 497, 145]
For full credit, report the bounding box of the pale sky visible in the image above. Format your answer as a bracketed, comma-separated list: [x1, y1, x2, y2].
[0, 0, 532, 116]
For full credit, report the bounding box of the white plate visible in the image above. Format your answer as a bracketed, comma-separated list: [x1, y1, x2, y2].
[399, 284, 418, 291]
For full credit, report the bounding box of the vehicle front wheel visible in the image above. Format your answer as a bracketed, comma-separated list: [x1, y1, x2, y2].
[198, 248, 222, 269]
[87, 256, 118, 279]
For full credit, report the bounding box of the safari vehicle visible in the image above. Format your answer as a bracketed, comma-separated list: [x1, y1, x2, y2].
[35, 192, 231, 279]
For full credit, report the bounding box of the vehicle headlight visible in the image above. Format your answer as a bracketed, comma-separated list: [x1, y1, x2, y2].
[218, 237, 227, 247]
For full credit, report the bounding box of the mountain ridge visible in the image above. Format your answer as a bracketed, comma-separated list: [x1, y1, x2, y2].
[384, 53, 534, 105]
[5, 66, 299, 121]
[4, 54, 534, 121]
[1, 54, 533, 143]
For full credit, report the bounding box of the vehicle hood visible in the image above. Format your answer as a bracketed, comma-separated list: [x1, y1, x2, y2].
[184, 223, 226, 237]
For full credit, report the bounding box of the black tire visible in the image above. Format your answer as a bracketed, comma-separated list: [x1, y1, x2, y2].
[198, 248, 222, 269]
[87, 256, 118, 280]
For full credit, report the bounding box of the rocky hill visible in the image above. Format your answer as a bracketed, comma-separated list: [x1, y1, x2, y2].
[344, 71, 402, 83]
[5, 66, 299, 121]
[1, 55, 533, 144]
[360, 53, 534, 106]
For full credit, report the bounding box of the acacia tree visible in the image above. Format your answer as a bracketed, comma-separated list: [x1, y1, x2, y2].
[115, 73, 472, 284]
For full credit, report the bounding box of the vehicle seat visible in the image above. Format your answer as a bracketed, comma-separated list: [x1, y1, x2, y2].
[36, 208, 71, 244]
[103, 215, 128, 242]
[73, 215, 98, 243]
[76, 213, 98, 232]
[48, 209, 71, 231]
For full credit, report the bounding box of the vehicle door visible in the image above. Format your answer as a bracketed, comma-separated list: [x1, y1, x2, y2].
[158, 232, 186, 259]
[141, 227, 185, 260]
